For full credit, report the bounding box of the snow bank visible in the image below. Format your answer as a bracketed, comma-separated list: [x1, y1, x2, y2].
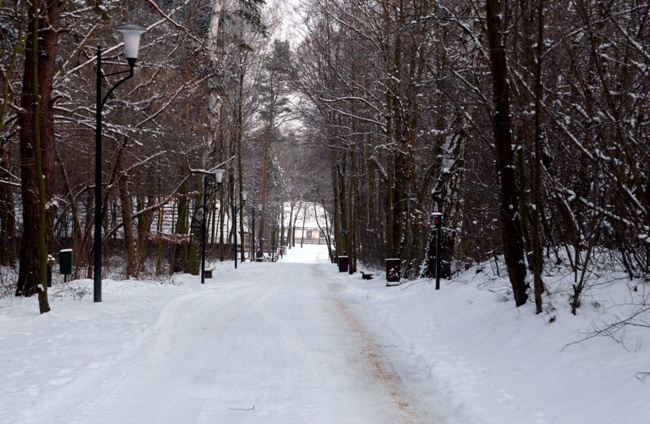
[338, 258, 650, 424]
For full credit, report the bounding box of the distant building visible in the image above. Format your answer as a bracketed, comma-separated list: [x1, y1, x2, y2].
[283, 202, 330, 246]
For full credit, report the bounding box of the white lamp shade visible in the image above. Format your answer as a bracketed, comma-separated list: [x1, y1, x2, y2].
[213, 169, 226, 183]
[117, 25, 146, 60]
[241, 191, 248, 202]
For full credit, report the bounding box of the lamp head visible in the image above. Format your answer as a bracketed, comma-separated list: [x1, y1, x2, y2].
[117, 25, 147, 61]
[213, 169, 226, 184]
[241, 191, 248, 202]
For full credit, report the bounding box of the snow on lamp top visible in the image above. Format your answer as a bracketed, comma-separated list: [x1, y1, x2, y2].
[117, 25, 147, 60]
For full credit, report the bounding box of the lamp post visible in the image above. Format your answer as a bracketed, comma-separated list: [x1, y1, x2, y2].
[94, 25, 146, 303]
[233, 191, 248, 269]
[201, 169, 225, 284]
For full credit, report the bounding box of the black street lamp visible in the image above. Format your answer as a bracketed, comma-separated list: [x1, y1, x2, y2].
[233, 191, 248, 269]
[201, 169, 225, 284]
[94, 25, 146, 303]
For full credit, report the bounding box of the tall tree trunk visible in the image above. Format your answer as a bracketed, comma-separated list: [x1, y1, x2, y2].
[203, 0, 224, 264]
[349, 150, 358, 274]
[424, 121, 467, 279]
[172, 192, 190, 273]
[258, 137, 272, 255]
[331, 145, 343, 255]
[206, 0, 224, 159]
[0, 16, 24, 268]
[236, 69, 246, 262]
[389, 17, 408, 261]
[292, 203, 301, 248]
[486, 0, 528, 306]
[118, 168, 137, 278]
[230, 171, 236, 260]
[0, 157, 16, 267]
[16, 0, 60, 313]
[136, 194, 156, 272]
[286, 204, 294, 249]
[300, 206, 307, 248]
[530, 0, 546, 313]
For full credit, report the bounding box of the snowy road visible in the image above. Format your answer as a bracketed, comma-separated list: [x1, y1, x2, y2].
[4, 243, 649, 424]
[21, 258, 427, 423]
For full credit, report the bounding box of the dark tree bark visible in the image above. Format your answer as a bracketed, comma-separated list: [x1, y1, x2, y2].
[258, 136, 271, 256]
[118, 166, 137, 278]
[172, 191, 190, 274]
[530, 0, 546, 313]
[16, 0, 61, 305]
[0, 159, 16, 267]
[486, 0, 528, 306]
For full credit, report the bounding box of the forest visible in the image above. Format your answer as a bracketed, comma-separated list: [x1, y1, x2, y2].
[0, 0, 648, 315]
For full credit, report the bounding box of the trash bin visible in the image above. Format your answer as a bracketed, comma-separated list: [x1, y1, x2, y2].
[386, 258, 401, 285]
[338, 256, 349, 272]
[60, 249, 72, 282]
[60, 249, 72, 275]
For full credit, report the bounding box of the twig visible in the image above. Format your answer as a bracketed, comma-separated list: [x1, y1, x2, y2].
[143, 0, 204, 46]
[636, 372, 650, 381]
[228, 405, 255, 411]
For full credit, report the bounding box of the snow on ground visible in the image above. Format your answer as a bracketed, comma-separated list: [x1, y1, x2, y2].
[0, 245, 648, 423]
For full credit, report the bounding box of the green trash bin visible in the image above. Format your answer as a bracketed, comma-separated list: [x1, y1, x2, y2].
[60, 249, 72, 276]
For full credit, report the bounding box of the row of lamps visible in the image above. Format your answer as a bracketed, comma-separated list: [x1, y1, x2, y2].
[93, 26, 251, 302]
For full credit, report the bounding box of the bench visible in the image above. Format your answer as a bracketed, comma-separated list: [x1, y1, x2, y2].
[204, 268, 215, 279]
[360, 271, 374, 280]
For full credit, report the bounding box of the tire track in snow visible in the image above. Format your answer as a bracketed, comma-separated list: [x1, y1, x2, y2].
[33, 263, 427, 424]
[331, 292, 423, 423]
[61, 290, 227, 424]
[255, 265, 343, 424]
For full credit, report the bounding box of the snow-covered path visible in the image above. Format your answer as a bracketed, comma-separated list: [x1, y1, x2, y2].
[74, 264, 421, 423]
[4, 244, 648, 424]
[4, 251, 426, 423]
